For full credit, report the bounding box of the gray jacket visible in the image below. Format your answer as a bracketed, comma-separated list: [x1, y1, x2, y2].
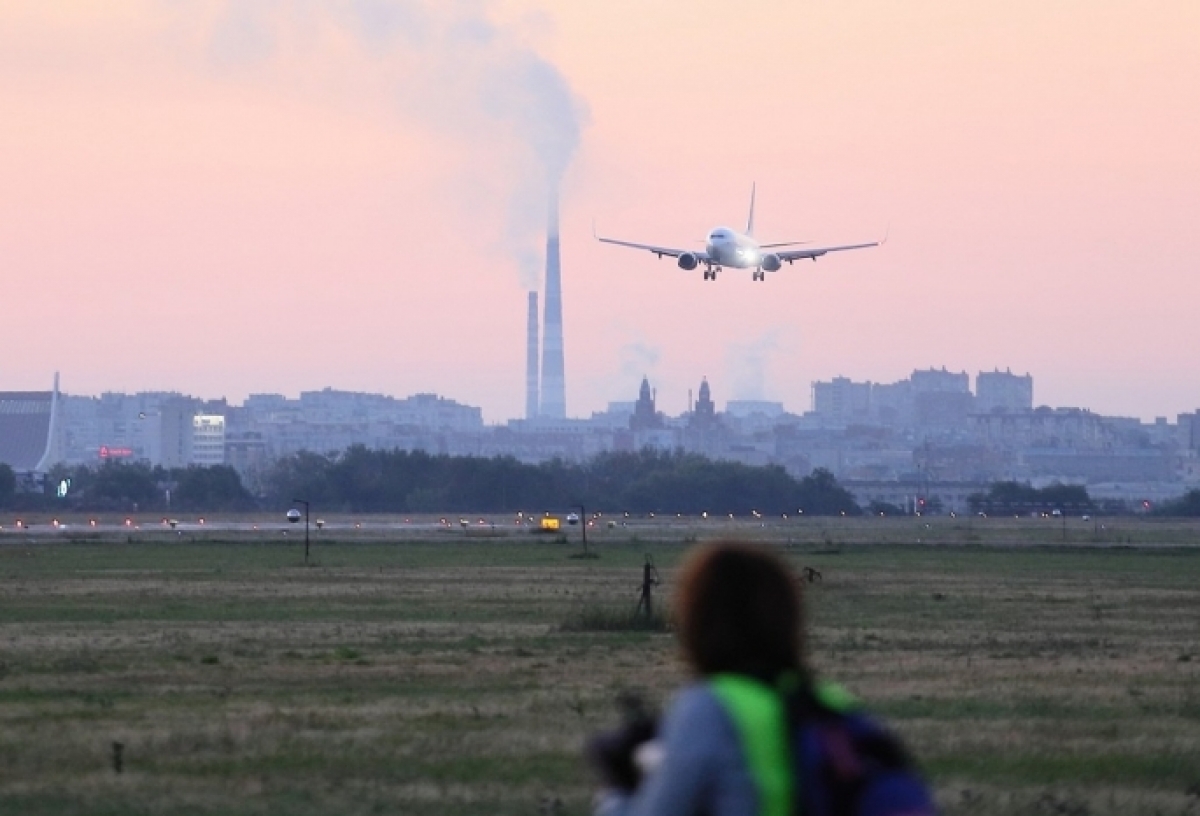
[596, 683, 759, 816]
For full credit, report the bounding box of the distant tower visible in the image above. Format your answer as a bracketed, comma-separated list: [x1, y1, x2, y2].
[630, 376, 663, 431]
[525, 291, 540, 420]
[540, 190, 566, 419]
[694, 377, 715, 421]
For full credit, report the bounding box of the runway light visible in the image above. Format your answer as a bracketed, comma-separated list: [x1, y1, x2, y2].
[90, 519, 97, 527]
[125, 518, 133, 527]
[198, 518, 205, 525]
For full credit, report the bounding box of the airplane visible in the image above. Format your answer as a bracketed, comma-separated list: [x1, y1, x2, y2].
[594, 185, 884, 282]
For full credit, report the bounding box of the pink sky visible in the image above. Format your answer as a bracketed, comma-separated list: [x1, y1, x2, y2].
[2, 1, 1198, 422]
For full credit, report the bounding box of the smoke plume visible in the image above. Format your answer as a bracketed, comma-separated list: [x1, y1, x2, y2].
[181, 0, 587, 288]
[726, 329, 785, 401]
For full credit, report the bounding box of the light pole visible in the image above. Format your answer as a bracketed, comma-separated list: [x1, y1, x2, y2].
[289, 499, 310, 565]
[569, 504, 590, 558]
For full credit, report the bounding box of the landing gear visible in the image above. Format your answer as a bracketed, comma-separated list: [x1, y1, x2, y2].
[703, 264, 721, 281]
[752, 268, 765, 282]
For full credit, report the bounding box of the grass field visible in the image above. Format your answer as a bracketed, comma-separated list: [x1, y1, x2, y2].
[0, 517, 1197, 815]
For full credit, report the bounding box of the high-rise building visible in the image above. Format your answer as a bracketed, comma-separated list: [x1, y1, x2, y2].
[191, 415, 226, 466]
[910, 367, 970, 393]
[540, 192, 566, 419]
[812, 377, 872, 424]
[976, 368, 1033, 413]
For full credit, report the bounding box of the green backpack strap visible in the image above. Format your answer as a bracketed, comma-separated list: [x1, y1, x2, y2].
[710, 675, 859, 816]
[709, 675, 794, 816]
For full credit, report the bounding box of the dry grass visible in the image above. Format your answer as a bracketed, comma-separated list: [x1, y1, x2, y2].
[0, 518, 1198, 815]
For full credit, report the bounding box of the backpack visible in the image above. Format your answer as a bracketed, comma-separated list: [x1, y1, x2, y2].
[710, 675, 936, 816]
[788, 686, 936, 816]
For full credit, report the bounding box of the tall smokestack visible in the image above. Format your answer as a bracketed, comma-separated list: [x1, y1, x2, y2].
[540, 189, 566, 418]
[526, 291, 540, 420]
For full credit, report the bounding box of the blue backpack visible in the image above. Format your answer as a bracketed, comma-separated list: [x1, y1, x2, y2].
[711, 675, 936, 816]
[788, 684, 936, 816]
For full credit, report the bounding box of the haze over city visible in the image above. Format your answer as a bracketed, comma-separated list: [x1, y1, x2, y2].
[2, 1, 1198, 422]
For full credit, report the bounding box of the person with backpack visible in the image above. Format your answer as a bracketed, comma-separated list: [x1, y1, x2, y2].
[587, 540, 936, 816]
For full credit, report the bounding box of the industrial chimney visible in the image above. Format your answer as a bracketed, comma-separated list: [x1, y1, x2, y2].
[526, 291, 539, 420]
[540, 189, 566, 419]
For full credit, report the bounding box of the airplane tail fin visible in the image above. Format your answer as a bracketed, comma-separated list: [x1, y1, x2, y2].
[746, 183, 756, 237]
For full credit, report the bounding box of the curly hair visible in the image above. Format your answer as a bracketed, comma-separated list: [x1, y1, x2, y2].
[675, 540, 806, 682]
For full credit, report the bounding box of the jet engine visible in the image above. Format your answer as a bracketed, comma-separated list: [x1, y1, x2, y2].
[677, 253, 699, 271]
[761, 253, 782, 272]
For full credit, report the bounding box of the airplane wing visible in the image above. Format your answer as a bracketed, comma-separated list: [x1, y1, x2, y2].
[593, 224, 707, 260]
[773, 236, 884, 264]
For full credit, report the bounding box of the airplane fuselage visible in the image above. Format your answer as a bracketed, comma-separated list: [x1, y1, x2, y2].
[706, 227, 763, 269]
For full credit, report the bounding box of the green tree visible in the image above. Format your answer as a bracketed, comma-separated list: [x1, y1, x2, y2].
[77, 461, 164, 512]
[170, 465, 255, 512]
[796, 468, 862, 516]
[968, 481, 1092, 514]
[0, 463, 15, 509]
[1154, 489, 1200, 517]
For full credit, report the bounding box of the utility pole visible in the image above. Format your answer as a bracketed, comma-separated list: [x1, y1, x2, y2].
[636, 554, 660, 618]
[289, 499, 311, 565]
[571, 504, 590, 557]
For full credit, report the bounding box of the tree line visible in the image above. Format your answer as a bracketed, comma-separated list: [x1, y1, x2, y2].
[5, 455, 1200, 517]
[0, 461, 255, 513]
[261, 447, 862, 516]
[967, 481, 1095, 515]
[0, 449, 861, 516]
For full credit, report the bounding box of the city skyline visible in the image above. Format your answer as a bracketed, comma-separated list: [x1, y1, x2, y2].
[2, 2, 1198, 422]
[17, 362, 1180, 425]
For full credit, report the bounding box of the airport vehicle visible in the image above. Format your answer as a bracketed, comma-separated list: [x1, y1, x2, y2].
[594, 185, 883, 282]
